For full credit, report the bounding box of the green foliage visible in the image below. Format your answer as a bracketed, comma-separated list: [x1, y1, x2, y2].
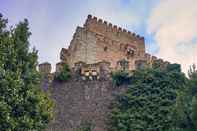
[166, 63, 181, 73]
[109, 67, 188, 131]
[112, 70, 131, 86]
[152, 59, 164, 70]
[55, 64, 71, 82]
[0, 13, 53, 131]
[172, 64, 197, 131]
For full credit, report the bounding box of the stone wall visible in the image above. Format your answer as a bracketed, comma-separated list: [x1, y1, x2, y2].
[63, 26, 98, 67]
[84, 15, 144, 44]
[46, 79, 127, 131]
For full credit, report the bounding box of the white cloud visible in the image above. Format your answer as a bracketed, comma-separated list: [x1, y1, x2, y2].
[147, 0, 197, 73]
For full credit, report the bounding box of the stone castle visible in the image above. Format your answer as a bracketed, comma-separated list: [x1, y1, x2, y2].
[38, 15, 170, 131]
[60, 15, 155, 73]
[39, 15, 169, 76]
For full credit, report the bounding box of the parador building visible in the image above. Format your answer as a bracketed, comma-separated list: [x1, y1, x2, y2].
[38, 15, 170, 131]
[39, 15, 169, 78]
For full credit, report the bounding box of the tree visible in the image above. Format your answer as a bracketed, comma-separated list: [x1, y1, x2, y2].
[109, 65, 187, 131]
[172, 64, 197, 131]
[0, 13, 53, 131]
[188, 64, 197, 80]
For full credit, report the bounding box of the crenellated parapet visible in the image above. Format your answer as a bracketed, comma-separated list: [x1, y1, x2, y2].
[143, 53, 170, 69]
[84, 14, 144, 41]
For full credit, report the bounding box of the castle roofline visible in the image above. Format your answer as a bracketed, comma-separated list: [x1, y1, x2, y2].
[84, 14, 144, 41]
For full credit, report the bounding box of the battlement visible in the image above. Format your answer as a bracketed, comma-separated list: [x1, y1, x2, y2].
[84, 14, 144, 41]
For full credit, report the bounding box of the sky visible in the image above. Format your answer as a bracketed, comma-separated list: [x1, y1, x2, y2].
[0, 0, 197, 73]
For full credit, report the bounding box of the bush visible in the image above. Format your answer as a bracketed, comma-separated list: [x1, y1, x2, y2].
[109, 68, 188, 131]
[55, 64, 71, 82]
[112, 70, 131, 86]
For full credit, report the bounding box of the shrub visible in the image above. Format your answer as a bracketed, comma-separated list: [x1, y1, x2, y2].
[55, 64, 71, 82]
[109, 68, 188, 131]
[112, 70, 131, 86]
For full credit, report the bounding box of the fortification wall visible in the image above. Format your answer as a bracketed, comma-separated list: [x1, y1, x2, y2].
[46, 79, 127, 131]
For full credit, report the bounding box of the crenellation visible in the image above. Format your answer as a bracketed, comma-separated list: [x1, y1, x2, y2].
[98, 19, 103, 23]
[152, 56, 157, 61]
[93, 16, 97, 22]
[108, 23, 112, 27]
[112, 25, 118, 32]
[118, 27, 122, 32]
[140, 36, 144, 40]
[87, 14, 92, 19]
[84, 15, 144, 42]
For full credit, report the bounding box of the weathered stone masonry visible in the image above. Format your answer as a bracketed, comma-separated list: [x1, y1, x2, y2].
[46, 79, 127, 131]
[38, 15, 171, 131]
[60, 15, 147, 71]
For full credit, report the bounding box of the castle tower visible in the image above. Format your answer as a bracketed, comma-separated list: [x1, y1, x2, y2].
[38, 62, 52, 74]
[60, 15, 147, 71]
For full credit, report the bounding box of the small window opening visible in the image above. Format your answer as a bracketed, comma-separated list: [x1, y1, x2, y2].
[104, 46, 108, 52]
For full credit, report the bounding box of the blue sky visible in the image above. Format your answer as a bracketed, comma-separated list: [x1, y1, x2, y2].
[0, 0, 197, 73]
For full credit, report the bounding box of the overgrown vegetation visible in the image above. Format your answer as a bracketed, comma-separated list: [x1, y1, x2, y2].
[0, 13, 53, 130]
[172, 64, 197, 130]
[55, 64, 71, 82]
[112, 70, 131, 86]
[109, 62, 197, 131]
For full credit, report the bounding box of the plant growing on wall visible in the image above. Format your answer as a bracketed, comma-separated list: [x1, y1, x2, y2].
[111, 70, 131, 86]
[55, 64, 71, 82]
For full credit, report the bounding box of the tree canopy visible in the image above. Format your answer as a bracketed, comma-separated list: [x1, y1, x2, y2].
[172, 64, 197, 131]
[0, 13, 53, 131]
